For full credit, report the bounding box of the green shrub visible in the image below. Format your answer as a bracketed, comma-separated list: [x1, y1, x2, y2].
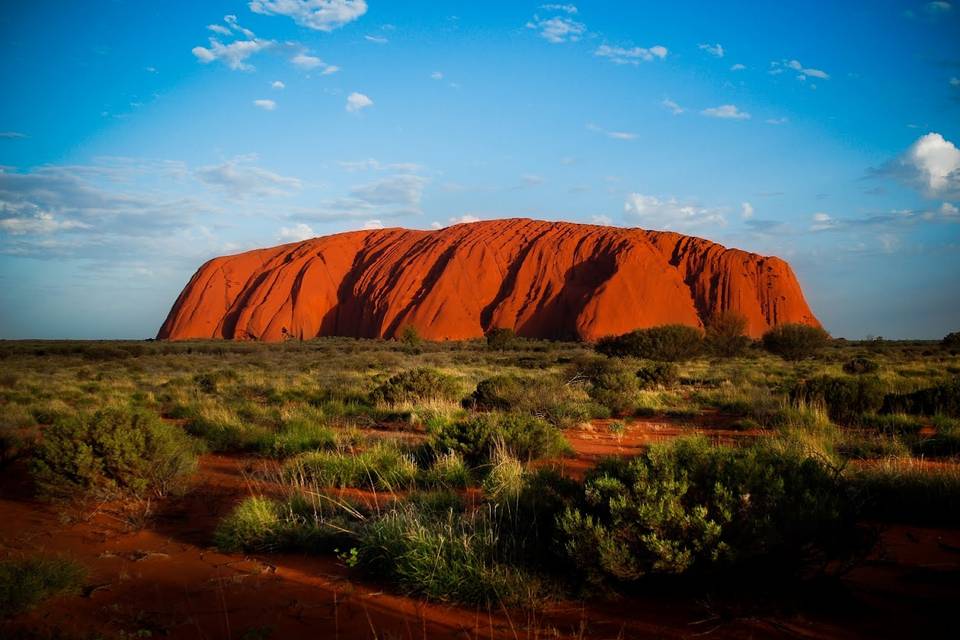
[571, 357, 639, 416]
[31, 408, 200, 499]
[792, 376, 886, 425]
[635, 362, 679, 389]
[0, 556, 86, 617]
[468, 374, 592, 428]
[481, 448, 525, 501]
[595, 325, 703, 361]
[848, 460, 960, 524]
[215, 495, 358, 553]
[285, 442, 418, 490]
[370, 368, 461, 406]
[558, 437, 858, 585]
[429, 413, 570, 465]
[705, 311, 751, 358]
[422, 451, 470, 488]
[942, 331, 960, 350]
[761, 324, 830, 361]
[842, 356, 880, 375]
[264, 417, 336, 458]
[881, 378, 960, 417]
[485, 327, 518, 350]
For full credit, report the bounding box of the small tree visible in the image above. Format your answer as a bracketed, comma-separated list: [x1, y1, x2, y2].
[943, 331, 960, 351]
[398, 325, 423, 348]
[705, 311, 751, 357]
[485, 327, 517, 351]
[761, 324, 830, 361]
[595, 324, 703, 361]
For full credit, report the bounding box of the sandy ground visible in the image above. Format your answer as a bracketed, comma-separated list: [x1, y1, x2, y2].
[2, 418, 959, 639]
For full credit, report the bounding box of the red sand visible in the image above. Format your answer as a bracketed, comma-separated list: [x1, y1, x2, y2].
[157, 218, 820, 342]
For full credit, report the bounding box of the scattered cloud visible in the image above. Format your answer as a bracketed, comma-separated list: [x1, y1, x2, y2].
[349, 174, 426, 208]
[661, 98, 685, 115]
[591, 214, 613, 225]
[430, 71, 443, 80]
[730, 63, 746, 71]
[196, 156, 301, 198]
[338, 159, 422, 173]
[192, 16, 273, 71]
[253, 99, 276, 111]
[701, 104, 751, 120]
[0, 212, 90, 235]
[0, 132, 27, 139]
[770, 59, 829, 81]
[365, 34, 388, 44]
[278, 223, 315, 241]
[362, 219, 384, 229]
[624, 193, 726, 230]
[594, 44, 667, 64]
[291, 51, 338, 74]
[540, 3, 577, 13]
[925, 1, 952, 14]
[699, 43, 724, 58]
[741, 202, 754, 219]
[765, 117, 789, 125]
[950, 77, 960, 86]
[877, 132, 960, 198]
[526, 14, 586, 43]
[346, 92, 373, 112]
[271, 80, 285, 89]
[249, 0, 368, 31]
[587, 123, 636, 140]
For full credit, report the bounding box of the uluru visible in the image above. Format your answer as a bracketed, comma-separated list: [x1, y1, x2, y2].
[157, 218, 819, 342]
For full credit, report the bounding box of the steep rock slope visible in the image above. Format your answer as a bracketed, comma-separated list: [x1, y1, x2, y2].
[157, 219, 820, 341]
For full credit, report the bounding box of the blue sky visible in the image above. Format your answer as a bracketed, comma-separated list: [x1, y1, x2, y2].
[1, 1, 958, 339]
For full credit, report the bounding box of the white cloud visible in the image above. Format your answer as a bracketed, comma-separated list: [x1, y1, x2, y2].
[701, 104, 751, 120]
[594, 44, 667, 64]
[0, 132, 27, 139]
[253, 99, 276, 111]
[661, 98, 684, 115]
[278, 223, 315, 241]
[699, 43, 724, 58]
[926, 1, 952, 13]
[765, 117, 788, 125]
[624, 194, 726, 230]
[0, 212, 90, 235]
[362, 219, 384, 229]
[526, 15, 586, 43]
[587, 123, 636, 140]
[810, 212, 839, 231]
[207, 24, 232, 36]
[730, 63, 746, 71]
[950, 77, 960, 86]
[192, 16, 272, 71]
[540, 3, 577, 13]
[346, 92, 373, 112]
[349, 174, 426, 207]
[364, 34, 388, 44]
[430, 71, 443, 80]
[249, 0, 368, 31]
[271, 80, 285, 89]
[449, 215, 480, 224]
[890, 132, 960, 197]
[940, 201, 959, 218]
[338, 159, 422, 173]
[770, 59, 829, 81]
[196, 156, 301, 198]
[741, 202, 754, 219]
[591, 214, 613, 225]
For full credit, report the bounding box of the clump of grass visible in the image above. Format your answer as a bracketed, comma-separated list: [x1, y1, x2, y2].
[481, 447, 525, 502]
[370, 368, 461, 406]
[0, 556, 86, 617]
[429, 412, 571, 465]
[468, 374, 593, 428]
[31, 407, 201, 499]
[422, 451, 470, 488]
[848, 458, 960, 524]
[285, 442, 418, 490]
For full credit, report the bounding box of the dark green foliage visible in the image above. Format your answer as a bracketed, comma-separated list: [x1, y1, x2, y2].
[705, 311, 751, 358]
[31, 408, 201, 499]
[370, 368, 461, 405]
[285, 443, 418, 490]
[467, 374, 592, 427]
[595, 325, 704, 361]
[849, 463, 960, 525]
[943, 331, 960, 350]
[635, 362, 679, 389]
[0, 556, 86, 617]
[214, 495, 358, 553]
[792, 376, 886, 425]
[469, 374, 525, 411]
[842, 356, 880, 375]
[429, 413, 569, 465]
[398, 326, 423, 349]
[558, 438, 858, 585]
[570, 357, 639, 416]
[881, 378, 960, 417]
[761, 324, 831, 361]
[485, 327, 518, 350]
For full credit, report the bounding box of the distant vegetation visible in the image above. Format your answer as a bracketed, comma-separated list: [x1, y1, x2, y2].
[2, 326, 959, 614]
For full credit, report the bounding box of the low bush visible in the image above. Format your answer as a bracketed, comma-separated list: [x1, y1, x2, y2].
[429, 413, 570, 465]
[31, 408, 201, 499]
[558, 437, 859, 585]
[842, 356, 880, 375]
[705, 311, 752, 358]
[422, 451, 470, 488]
[635, 362, 679, 389]
[881, 377, 960, 417]
[214, 495, 358, 553]
[468, 374, 592, 428]
[0, 556, 86, 617]
[848, 459, 960, 525]
[942, 331, 960, 351]
[370, 368, 461, 406]
[485, 327, 518, 350]
[595, 325, 703, 362]
[285, 442, 418, 490]
[761, 324, 830, 361]
[792, 376, 886, 425]
[570, 357, 639, 416]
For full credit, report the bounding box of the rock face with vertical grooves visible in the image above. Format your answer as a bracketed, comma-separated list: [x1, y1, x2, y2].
[157, 218, 820, 341]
